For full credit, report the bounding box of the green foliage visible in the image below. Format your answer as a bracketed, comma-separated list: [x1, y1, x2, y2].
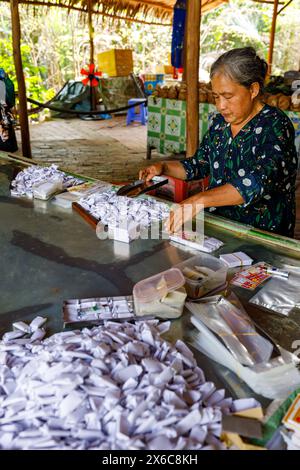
[0, 6, 55, 110]
[200, 0, 300, 76]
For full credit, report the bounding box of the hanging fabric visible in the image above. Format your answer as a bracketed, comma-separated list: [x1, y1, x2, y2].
[171, 0, 187, 69]
[0, 68, 18, 152]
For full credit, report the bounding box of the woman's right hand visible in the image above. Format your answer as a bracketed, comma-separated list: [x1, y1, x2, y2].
[139, 162, 164, 181]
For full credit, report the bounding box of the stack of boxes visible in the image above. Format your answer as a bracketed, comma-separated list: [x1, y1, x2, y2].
[97, 49, 133, 77]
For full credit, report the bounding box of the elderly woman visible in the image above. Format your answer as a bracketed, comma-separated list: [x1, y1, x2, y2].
[139, 47, 298, 238]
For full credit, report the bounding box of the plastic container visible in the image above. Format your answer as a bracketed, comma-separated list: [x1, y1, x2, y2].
[133, 268, 186, 319]
[175, 253, 228, 299]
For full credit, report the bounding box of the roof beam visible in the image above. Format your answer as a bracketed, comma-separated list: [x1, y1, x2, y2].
[277, 0, 294, 15]
[252, 0, 283, 4]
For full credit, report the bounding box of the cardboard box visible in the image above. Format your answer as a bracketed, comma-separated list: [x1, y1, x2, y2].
[155, 65, 173, 75]
[97, 49, 133, 77]
[155, 65, 165, 74]
[163, 65, 174, 74]
[142, 73, 164, 96]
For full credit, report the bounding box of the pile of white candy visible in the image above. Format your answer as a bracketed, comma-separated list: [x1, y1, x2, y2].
[78, 189, 170, 228]
[0, 317, 259, 450]
[10, 164, 83, 199]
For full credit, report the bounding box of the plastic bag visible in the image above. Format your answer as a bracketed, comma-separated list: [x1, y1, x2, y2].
[189, 315, 300, 399]
[186, 294, 273, 366]
[249, 267, 300, 316]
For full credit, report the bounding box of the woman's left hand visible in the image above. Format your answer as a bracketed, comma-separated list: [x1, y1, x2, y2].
[164, 196, 204, 234]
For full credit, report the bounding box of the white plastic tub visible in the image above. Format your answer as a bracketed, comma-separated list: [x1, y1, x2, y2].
[133, 268, 186, 319]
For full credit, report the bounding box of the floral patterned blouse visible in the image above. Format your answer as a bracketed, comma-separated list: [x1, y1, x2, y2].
[180, 104, 298, 237]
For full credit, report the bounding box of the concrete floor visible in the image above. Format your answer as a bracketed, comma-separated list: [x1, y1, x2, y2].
[15, 115, 300, 240]
[16, 115, 162, 183]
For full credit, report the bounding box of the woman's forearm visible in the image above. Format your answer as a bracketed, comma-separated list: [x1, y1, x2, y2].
[162, 161, 187, 180]
[190, 183, 244, 208]
[166, 183, 245, 233]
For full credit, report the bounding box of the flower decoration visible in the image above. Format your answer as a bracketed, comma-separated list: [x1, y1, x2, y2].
[81, 64, 102, 87]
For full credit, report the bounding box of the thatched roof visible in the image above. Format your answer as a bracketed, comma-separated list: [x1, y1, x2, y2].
[2, 0, 229, 25]
[2, 0, 288, 26]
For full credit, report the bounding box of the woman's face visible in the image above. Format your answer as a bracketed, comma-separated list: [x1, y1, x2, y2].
[211, 72, 260, 126]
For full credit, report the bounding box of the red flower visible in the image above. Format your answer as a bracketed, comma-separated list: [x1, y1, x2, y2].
[81, 64, 102, 87]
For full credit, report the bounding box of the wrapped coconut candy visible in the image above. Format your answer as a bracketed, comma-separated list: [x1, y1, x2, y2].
[0, 318, 260, 450]
[77, 188, 170, 229]
[10, 164, 83, 199]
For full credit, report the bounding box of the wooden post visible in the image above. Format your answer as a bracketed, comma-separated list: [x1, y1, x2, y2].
[267, 0, 279, 76]
[88, 0, 94, 65]
[10, 0, 32, 158]
[87, 0, 96, 111]
[185, 0, 201, 157]
[182, 10, 187, 82]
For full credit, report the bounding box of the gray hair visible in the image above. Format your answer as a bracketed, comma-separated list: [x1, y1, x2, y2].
[210, 47, 268, 93]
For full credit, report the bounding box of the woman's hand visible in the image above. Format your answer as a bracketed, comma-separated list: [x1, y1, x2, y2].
[165, 195, 204, 234]
[139, 162, 164, 181]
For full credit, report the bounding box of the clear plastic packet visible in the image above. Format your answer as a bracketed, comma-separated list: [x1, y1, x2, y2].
[249, 268, 300, 316]
[189, 316, 300, 399]
[186, 294, 273, 366]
